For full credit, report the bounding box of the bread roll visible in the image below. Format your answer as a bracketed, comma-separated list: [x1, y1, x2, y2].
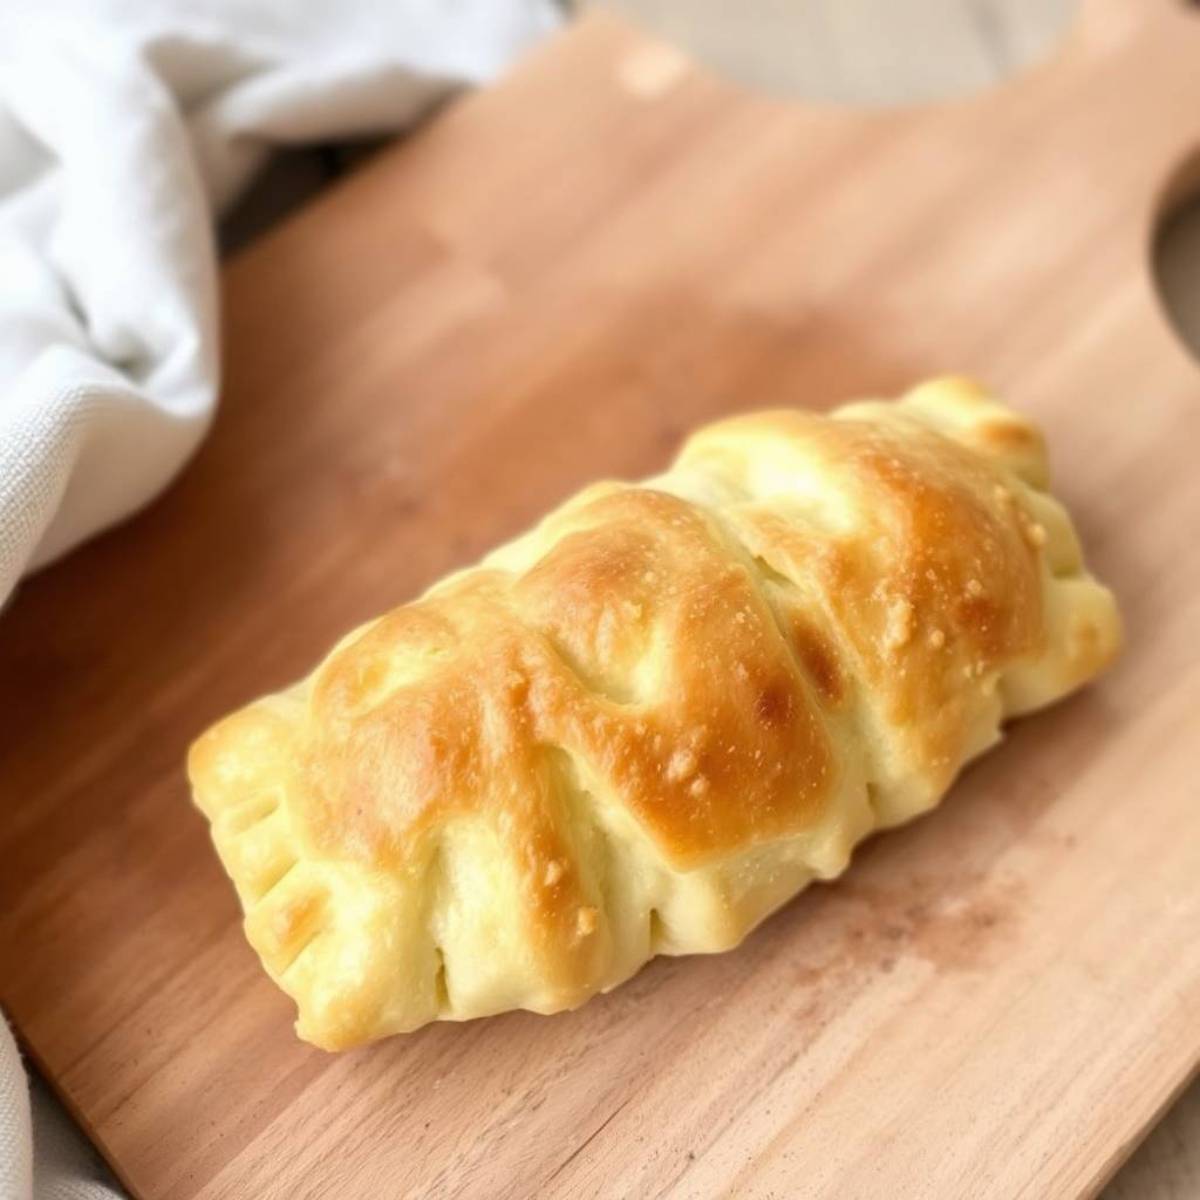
[188, 378, 1121, 1049]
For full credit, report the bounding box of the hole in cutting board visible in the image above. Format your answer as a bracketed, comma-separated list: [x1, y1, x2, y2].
[1153, 151, 1200, 365]
[574, 0, 1076, 104]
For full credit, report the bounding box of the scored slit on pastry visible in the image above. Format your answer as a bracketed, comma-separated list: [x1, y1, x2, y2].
[188, 377, 1121, 1050]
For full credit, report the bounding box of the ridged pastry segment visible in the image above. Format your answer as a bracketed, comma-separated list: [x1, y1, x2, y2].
[188, 378, 1121, 1050]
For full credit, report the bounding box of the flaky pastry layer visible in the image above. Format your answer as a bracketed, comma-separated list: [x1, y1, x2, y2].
[189, 379, 1120, 1049]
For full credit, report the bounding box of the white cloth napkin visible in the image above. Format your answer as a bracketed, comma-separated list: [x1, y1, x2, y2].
[0, 2, 558, 1196]
[0, 0, 559, 607]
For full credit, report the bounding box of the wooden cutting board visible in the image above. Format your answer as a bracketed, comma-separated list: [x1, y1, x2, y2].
[3, 2, 1200, 1196]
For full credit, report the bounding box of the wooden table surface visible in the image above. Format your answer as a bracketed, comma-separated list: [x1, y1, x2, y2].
[573, 4, 1200, 1197]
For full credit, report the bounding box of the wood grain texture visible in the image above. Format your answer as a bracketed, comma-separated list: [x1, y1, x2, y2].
[2, 2, 1200, 1197]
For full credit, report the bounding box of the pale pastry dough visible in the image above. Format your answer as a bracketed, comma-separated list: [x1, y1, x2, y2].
[188, 378, 1121, 1050]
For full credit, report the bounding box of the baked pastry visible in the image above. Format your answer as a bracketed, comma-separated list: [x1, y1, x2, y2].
[188, 378, 1121, 1050]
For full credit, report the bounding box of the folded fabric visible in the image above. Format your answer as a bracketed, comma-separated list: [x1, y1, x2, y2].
[0, 2, 558, 1195]
[0, 0, 559, 607]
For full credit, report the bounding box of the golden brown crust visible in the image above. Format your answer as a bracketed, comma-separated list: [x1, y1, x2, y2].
[685, 401, 1045, 797]
[188, 378, 1121, 1048]
[306, 488, 834, 869]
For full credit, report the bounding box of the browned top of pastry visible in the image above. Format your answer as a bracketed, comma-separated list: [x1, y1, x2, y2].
[293, 399, 1043, 877]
